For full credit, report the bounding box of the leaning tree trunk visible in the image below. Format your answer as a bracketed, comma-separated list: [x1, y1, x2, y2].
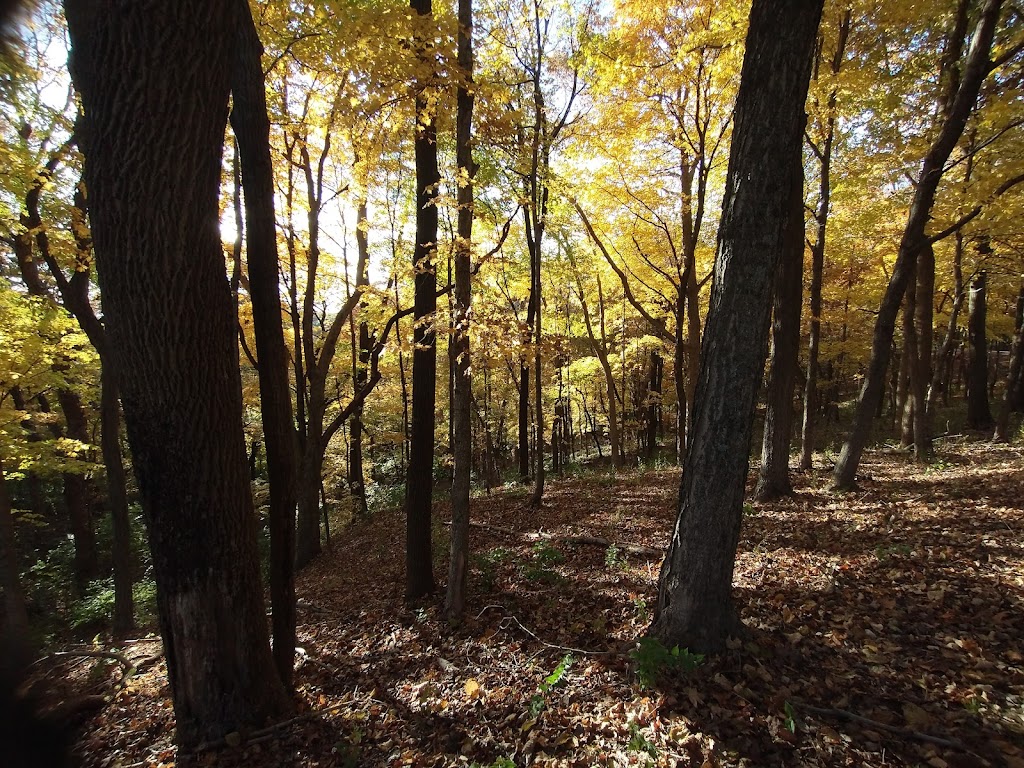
[65, 0, 289, 747]
[230, 0, 300, 690]
[832, 0, 1004, 489]
[649, 0, 822, 654]
[966, 270, 994, 429]
[405, 0, 440, 601]
[755, 165, 805, 501]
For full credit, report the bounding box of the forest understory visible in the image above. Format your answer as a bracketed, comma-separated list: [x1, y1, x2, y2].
[58, 440, 1024, 768]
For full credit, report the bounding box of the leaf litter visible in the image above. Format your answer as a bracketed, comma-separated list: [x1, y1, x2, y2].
[74, 441, 1024, 767]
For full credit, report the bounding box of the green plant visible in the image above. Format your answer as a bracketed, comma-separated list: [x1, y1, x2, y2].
[627, 722, 658, 758]
[470, 758, 516, 768]
[604, 543, 622, 569]
[783, 701, 797, 733]
[874, 543, 912, 561]
[529, 654, 574, 715]
[522, 542, 565, 584]
[630, 637, 703, 689]
[631, 595, 650, 624]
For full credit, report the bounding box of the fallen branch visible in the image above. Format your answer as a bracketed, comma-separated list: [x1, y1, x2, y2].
[461, 520, 662, 557]
[475, 604, 614, 656]
[793, 700, 976, 754]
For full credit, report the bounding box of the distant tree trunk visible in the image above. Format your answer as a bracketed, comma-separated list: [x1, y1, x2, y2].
[100, 362, 134, 635]
[518, 362, 531, 481]
[406, 0, 440, 600]
[928, 232, 966, 415]
[66, 0, 289, 746]
[230, 0, 300, 690]
[646, 353, 662, 458]
[755, 165, 805, 501]
[966, 270, 994, 430]
[910, 244, 935, 458]
[994, 283, 1024, 441]
[349, 200, 372, 519]
[0, 456, 30, 654]
[54, 389, 99, 590]
[446, 0, 475, 620]
[800, 9, 849, 471]
[650, 0, 822, 653]
[898, 256, 917, 446]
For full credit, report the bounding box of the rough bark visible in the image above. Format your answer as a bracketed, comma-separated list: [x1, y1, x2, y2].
[833, 0, 1004, 489]
[406, 0, 440, 600]
[649, 0, 822, 653]
[966, 270, 994, 429]
[230, 0, 300, 691]
[446, 0, 475, 620]
[755, 164, 805, 501]
[994, 283, 1024, 441]
[65, 0, 289, 746]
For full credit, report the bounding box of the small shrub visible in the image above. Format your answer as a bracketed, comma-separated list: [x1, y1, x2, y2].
[631, 637, 703, 689]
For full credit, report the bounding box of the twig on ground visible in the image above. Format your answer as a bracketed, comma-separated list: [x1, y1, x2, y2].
[475, 604, 613, 656]
[793, 700, 977, 754]
[458, 520, 661, 557]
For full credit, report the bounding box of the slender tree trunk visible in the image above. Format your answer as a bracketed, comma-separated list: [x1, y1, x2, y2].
[66, 0, 289, 745]
[0, 456, 30, 654]
[230, 0, 300, 690]
[899, 256, 918, 445]
[349, 200, 372, 519]
[446, 0, 475, 620]
[755, 165, 805, 501]
[910, 244, 935, 458]
[100, 361, 134, 635]
[650, 0, 822, 653]
[646, 353, 662, 458]
[833, 0, 1003, 489]
[56, 389, 99, 590]
[966, 270, 994, 429]
[406, 0, 440, 600]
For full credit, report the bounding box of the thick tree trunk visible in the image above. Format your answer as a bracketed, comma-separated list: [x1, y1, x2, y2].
[65, 0, 289, 746]
[966, 271, 994, 429]
[230, 0, 300, 690]
[832, 0, 1004, 489]
[446, 0, 475, 620]
[755, 166, 805, 501]
[406, 0, 440, 600]
[650, 0, 822, 653]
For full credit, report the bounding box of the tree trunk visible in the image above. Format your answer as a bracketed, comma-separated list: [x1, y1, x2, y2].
[65, 0, 289, 746]
[230, 0, 300, 690]
[966, 270, 994, 429]
[650, 0, 822, 653]
[646, 353, 662, 458]
[994, 283, 1024, 441]
[832, 0, 1004, 489]
[0, 456, 30, 654]
[100, 362, 134, 635]
[446, 0, 475, 620]
[910, 244, 935, 458]
[406, 0, 440, 601]
[56, 389, 99, 590]
[755, 164, 805, 501]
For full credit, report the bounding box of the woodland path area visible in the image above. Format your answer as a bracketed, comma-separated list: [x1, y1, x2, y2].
[64, 441, 1024, 767]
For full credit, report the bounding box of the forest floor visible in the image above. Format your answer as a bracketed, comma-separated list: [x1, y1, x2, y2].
[68, 438, 1024, 767]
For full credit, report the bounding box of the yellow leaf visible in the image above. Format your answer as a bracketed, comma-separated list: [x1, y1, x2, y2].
[464, 678, 482, 699]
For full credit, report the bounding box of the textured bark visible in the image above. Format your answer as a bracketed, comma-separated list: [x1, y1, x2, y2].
[966, 271, 994, 429]
[65, 0, 289, 746]
[650, 0, 822, 653]
[755, 165, 805, 501]
[230, 0, 299, 691]
[910, 245, 935, 458]
[406, 0, 440, 600]
[56, 389, 99, 590]
[100, 363, 134, 635]
[833, 0, 1004, 489]
[446, 0, 474, 620]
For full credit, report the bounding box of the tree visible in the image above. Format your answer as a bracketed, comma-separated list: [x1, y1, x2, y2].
[405, 0, 441, 600]
[966, 270, 994, 428]
[446, 0, 475, 620]
[833, 0, 1007, 489]
[649, 0, 822, 653]
[64, 0, 289, 747]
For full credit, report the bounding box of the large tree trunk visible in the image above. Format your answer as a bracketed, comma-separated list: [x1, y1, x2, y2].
[405, 0, 440, 601]
[755, 165, 805, 501]
[446, 0, 475, 620]
[966, 270, 994, 429]
[832, 0, 1004, 489]
[65, 0, 289, 746]
[230, 0, 299, 691]
[649, 0, 822, 654]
